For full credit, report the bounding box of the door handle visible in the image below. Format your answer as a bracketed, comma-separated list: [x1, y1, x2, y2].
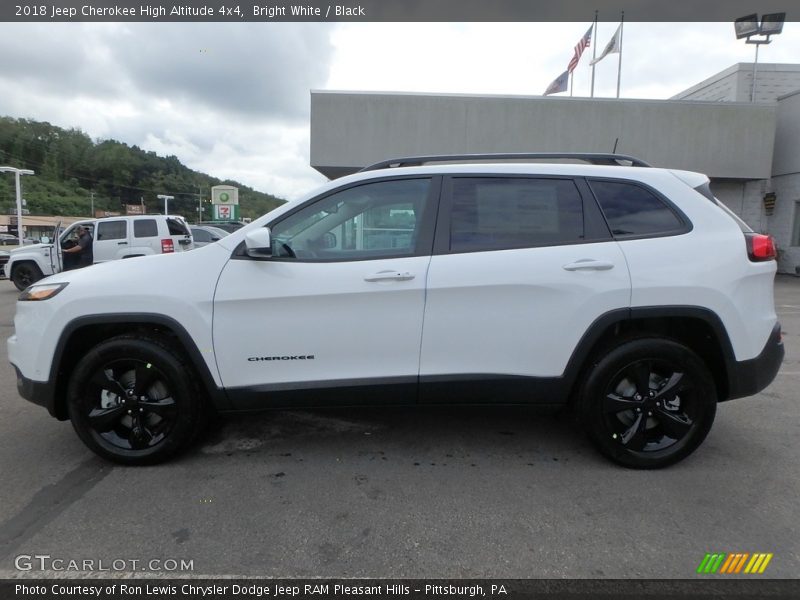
[117, 241, 128, 245]
[364, 271, 415, 282]
[562, 259, 614, 271]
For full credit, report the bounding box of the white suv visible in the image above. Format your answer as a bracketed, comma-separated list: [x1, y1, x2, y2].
[5, 214, 194, 290]
[7, 154, 784, 468]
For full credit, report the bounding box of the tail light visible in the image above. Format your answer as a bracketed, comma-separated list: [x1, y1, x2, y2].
[745, 233, 776, 262]
[161, 239, 174, 253]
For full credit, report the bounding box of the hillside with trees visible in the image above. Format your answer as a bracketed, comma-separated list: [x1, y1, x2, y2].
[0, 117, 285, 221]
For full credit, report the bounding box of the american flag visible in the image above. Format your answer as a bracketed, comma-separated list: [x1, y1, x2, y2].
[567, 26, 593, 73]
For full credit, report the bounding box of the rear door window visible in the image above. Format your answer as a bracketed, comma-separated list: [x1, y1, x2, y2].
[448, 177, 585, 252]
[192, 228, 211, 243]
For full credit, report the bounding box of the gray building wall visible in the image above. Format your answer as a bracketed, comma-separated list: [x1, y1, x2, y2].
[311, 91, 776, 181]
[712, 181, 768, 233]
[309, 65, 800, 273]
[770, 90, 800, 273]
[673, 63, 800, 103]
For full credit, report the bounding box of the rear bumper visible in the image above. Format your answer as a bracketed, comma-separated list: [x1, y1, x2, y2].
[726, 322, 784, 401]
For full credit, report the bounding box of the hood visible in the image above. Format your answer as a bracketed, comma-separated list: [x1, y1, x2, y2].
[10, 242, 52, 254]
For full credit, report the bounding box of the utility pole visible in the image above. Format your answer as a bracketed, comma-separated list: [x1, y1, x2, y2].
[90, 191, 94, 217]
[0, 166, 34, 245]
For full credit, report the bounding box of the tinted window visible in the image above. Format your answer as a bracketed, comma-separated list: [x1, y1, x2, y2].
[449, 178, 584, 252]
[590, 180, 683, 236]
[96, 220, 126, 241]
[134, 219, 158, 238]
[192, 228, 211, 242]
[271, 178, 431, 261]
[167, 217, 190, 236]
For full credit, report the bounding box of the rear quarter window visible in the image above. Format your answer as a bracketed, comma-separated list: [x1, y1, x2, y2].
[589, 180, 686, 237]
[166, 218, 190, 236]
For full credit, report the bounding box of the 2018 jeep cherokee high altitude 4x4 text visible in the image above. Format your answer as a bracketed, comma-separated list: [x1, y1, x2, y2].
[8, 154, 784, 468]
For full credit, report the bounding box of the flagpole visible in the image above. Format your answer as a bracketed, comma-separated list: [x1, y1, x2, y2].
[590, 11, 598, 98]
[616, 11, 624, 99]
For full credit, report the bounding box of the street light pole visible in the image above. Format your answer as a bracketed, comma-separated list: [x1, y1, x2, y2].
[734, 13, 785, 103]
[157, 194, 174, 215]
[0, 166, 35, 245]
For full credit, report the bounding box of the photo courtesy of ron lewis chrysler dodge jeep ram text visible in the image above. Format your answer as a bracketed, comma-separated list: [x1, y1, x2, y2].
[8, 154, 784, 468]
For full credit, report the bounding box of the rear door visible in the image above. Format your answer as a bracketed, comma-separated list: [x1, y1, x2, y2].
[419, 175, 631, 403]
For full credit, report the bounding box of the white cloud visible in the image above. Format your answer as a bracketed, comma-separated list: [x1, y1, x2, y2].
[1, 21, 799, 203]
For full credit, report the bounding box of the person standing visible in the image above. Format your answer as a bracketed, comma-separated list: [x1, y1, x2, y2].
[62, 226, 93, 270]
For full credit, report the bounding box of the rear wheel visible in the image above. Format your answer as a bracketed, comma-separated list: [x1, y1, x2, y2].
[67, 335, 206, 465]
[579, 338, 717, 469]
[11, 262, 44, 291]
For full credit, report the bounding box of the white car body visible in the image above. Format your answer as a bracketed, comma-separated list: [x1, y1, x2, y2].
[7, 158, 784, 466]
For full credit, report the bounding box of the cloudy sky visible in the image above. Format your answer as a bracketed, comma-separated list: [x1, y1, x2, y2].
[0, 21, 799, 200]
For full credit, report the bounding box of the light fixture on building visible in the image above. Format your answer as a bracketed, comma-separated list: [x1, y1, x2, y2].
[734, 12, 786, 103]
[763, 192, 776, 216]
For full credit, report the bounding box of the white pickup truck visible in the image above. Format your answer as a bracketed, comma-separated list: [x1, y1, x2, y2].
[4, 215, 193, 290]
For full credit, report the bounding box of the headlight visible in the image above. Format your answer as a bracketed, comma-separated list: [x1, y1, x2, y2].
[19, 282, 69, 301]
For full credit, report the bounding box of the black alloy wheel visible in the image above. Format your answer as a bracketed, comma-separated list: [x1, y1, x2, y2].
[11, 262, 43, 291]
[68, 335, 205, 465]
[580, 338, 716, 469]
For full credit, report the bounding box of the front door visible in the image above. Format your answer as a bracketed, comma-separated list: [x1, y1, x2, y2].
[213, 177, 439, 409]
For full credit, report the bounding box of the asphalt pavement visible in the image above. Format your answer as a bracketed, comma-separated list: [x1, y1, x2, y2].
[0, 277, 797, 579]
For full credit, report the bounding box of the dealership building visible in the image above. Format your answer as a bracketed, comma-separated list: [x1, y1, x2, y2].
[309, 63, 800, 274]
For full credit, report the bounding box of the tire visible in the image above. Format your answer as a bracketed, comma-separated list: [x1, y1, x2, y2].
[579, 338, 717, 469]
[11, 262, 44, 291]
[67, 334, 207, 465]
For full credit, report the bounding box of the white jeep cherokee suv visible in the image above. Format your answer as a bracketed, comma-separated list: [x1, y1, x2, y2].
[8, 154, 784, 468]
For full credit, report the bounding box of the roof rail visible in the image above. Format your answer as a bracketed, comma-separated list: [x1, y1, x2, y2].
[359, 153, 652, 172]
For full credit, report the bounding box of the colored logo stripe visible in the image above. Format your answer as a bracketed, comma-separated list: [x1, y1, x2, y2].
[698, 553, 773, 574]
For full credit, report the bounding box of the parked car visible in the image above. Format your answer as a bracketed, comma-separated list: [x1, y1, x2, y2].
[190, 225, 229, 248]
[8, 153, 783, 467]
[0, 233, 19, 245]
[4, 215, 193, 290]
[0, 250, 8, 278]
[196, 220, 246, 233]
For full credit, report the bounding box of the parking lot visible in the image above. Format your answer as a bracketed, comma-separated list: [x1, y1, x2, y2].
[0, 276, 797, 579]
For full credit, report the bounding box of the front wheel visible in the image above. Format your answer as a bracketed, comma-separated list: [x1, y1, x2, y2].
[11, 262, 44, 291]
[67, 335, 206, 465]
[579, 338, 717, 469]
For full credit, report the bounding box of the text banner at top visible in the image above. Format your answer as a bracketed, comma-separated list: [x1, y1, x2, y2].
[1, 0, 797, 22]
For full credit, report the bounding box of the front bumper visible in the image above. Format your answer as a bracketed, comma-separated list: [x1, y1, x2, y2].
[13, 364, 60, 418]
[726, 322, 784, 401]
